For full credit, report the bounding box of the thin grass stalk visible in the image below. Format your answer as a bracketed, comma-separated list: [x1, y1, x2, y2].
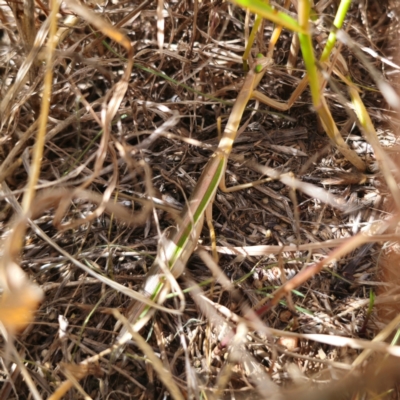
[21, 0, 60, 212]
[266, 0, 291, 59]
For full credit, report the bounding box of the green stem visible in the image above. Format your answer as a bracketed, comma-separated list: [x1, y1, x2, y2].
[320, 0, 352, 62]
[297, 0, 320, 109]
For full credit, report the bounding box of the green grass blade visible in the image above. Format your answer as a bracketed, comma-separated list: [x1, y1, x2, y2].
[229, 0, 306, 34]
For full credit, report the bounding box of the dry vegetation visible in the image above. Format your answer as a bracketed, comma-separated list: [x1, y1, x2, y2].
[1, 0, 400, 398]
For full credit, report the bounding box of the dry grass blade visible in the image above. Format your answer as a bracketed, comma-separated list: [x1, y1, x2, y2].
[113, 310, 185, 400]
[5, 0, 37, 84]
[48, 362, 102, 400]
[351, 313, 400, 367]
[0, 20, 49, 123]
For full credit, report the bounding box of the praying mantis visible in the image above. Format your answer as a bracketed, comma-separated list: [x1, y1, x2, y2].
[115, 0, 365, 347]
[116, 53, 275, 344]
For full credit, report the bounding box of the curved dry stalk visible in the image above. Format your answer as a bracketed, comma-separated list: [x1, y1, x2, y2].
[0, 176, 155, 337]
[65, 0, 134, 190]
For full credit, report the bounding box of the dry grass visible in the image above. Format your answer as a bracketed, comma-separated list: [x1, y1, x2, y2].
[1, 0, 400, 398]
